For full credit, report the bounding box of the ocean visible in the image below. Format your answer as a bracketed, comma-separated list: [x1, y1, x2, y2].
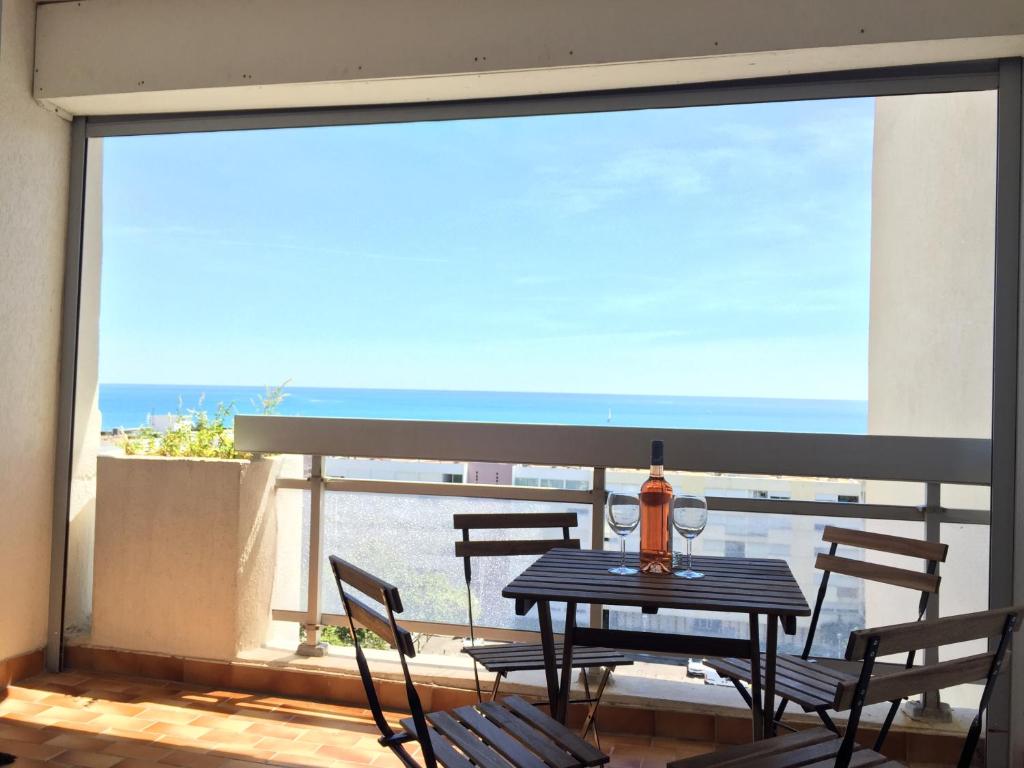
[99, 383, 867, 434]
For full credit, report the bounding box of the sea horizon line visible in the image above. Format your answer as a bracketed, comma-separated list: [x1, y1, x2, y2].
[99, 382, 868, 405]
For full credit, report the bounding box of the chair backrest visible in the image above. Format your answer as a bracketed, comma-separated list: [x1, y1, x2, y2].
[829, 606, 1023, 768]
[453, 511, 579, 612]
[802, 525, 948, 659]
[454, 512, 580, 571]
[815, 526, 947, 593]
[328, 555, 437, 768]
[453, 512, 580, 699]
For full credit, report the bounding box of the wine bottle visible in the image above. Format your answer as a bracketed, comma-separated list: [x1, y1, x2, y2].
[639, 440, 674, 574]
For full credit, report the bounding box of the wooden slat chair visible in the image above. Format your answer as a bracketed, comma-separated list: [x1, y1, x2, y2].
[670, 605, 1022, 768]
[454, 513, 631, 742]
[706, 525, 947, 747]
[328, 554, 610, 768]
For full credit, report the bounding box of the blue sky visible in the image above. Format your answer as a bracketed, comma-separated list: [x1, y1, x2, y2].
[100, 97, 874, 399]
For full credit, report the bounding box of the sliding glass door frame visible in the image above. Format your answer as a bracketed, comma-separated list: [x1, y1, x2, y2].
[51, 58, 1023, 766]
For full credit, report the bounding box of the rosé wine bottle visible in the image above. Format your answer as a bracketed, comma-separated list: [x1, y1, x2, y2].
[639, 440, 673, 574]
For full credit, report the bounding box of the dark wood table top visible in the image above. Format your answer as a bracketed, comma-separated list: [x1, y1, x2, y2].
[502, 548, 811, 618]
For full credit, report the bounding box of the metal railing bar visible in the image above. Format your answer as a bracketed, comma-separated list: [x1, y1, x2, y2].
[706, 497, 991, 525]
[590, 468, 607, 630]
[707, 497, 916, 519]
[297, 455, 325, 656]
[276, 476, 596, 503]
[326, 477, 596, 504]
[235, 415, 992, 485]
[921, 482, 943, 714]
[272, 609, 308, 623]
[934, 507, 991, 525]
[274, 475, 991, 525]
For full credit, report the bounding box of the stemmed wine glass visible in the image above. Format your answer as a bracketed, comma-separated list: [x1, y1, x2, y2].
[672, 495, 709, 579]
[606, 492, 640, 575]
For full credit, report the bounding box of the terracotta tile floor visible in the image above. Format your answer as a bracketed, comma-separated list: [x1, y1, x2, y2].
[0, 673, 714, 768]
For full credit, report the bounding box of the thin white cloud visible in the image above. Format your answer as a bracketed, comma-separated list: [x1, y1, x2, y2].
[106, 224, 449, 264]
[529, 146, 706, 215]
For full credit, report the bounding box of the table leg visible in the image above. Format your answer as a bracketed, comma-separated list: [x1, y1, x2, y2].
[764, 614, 778, 738]
[537, 600, 561, 718]
[748, 614, 763, 741]
[556, 602, 577, 724]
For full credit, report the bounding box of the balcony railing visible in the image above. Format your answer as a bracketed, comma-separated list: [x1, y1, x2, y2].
[234, 415, 991, 710]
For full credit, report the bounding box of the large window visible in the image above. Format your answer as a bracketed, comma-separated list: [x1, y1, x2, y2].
[67, 82, 998, 718]
[98, 98, 875, 433]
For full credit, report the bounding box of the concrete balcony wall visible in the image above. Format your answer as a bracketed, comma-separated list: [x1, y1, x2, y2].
[0, 0, 72, 670]
[864, 92, 997, 661]
[91, 454, 283, 660]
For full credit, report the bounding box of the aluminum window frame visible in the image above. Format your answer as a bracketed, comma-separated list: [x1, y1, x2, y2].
[52, 57, 1023, 766]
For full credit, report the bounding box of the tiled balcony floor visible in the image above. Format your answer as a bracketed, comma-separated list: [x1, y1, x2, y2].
[0, 673, 714, 768]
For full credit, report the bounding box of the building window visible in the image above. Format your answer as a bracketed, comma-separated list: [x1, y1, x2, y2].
[725, 541, 746, 558]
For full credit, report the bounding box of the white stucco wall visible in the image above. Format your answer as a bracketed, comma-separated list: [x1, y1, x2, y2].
[865, 92, 996, 659]
[0, 0, 71, 663]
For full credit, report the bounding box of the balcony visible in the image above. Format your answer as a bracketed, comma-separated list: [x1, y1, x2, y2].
[50, 416, 990, 767]
[0, 671, 719, 768]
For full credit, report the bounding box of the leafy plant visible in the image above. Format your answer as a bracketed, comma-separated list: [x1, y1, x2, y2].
[299, 624, 391, 650]
[122, 381, 291, 459]
[253, 378, 292, 415]
[123, 400, 246, 459]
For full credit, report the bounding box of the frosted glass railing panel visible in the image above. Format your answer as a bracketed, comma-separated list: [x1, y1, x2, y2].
[271, 489, 310, 612]
[317, 492, 592, 631]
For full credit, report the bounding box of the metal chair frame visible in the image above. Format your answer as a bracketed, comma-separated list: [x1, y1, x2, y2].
[454, 512, 628, 743]
[833, 610, 1016, 768]
[328, 555, 434, 768]
[669, 606, 1021, 768]
[710, 525, 947, 749]
[328, 554, 609, 768]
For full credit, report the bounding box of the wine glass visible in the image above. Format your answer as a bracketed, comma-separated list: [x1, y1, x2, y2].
[606, 492, 640, 575]
[672, 495, 709, 579]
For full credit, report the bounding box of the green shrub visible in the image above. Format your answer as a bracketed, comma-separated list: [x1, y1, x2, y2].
[121, 380, 290, 459]
[122, 401, 244, 459]
[298, 624, 391, 650]
[320, 625, 391, 650]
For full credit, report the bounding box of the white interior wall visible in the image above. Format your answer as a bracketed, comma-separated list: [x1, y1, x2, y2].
[33, 0, 1024, 116]
[0, 0, 71, 663]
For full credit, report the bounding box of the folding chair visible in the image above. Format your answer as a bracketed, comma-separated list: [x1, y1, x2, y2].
[328, 554, 609, 768]
[671, 605, 1022, 768]
[706, 525, 947, 747]
[454, 512, 631, 743]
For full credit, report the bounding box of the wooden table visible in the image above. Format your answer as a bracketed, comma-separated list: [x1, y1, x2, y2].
[502, 548, 811, 740]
